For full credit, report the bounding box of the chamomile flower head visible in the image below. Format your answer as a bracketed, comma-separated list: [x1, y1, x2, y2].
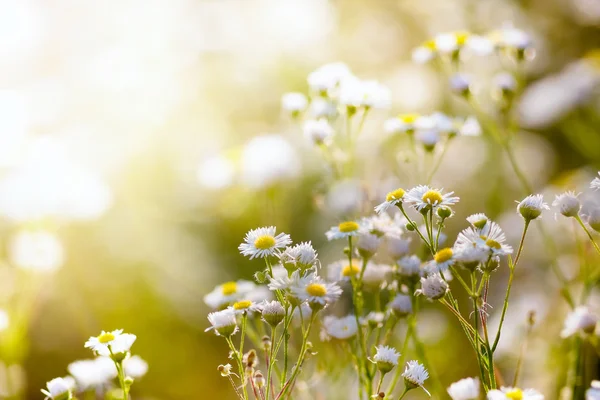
[587, 208, 600, 233]
[123, 355, 148, 379]
[467, 213, 490, 230]
[239, 226, 292, 260]
[261, 300, 286, 327]
[277, 242, 318, 270]
[434, 31, 471, 56]
[327, 259, 361, 281]
[560, 306, 598, 338]
[587, 381, 600, 400]
[384, 117, 405, 135]
[228, 299, 261, 315]
[387, 236, 412, 259]
[361, 213, 403, 238]
[41, 378, 72, 400]
[402, 360, 430, 389]
[108, 333, 137, 357]
[416, 274, 448, 300]
[268, 269, 303, 291]
[394, 114, 422, 134]
[322, 315, 358, 340]
[375, 188, 406, 214]
[405, 185, 460, 212]
[426, 247, 456, 273]
[487, 387, 544, 400]
[397, 255, 423, 279]
[326, 220, 362, 240]
[303, 119, 334, 146]
[416, 128, 441, 152]
[373, 345, 401, 374]
[447, 377, 480, 400]
[455, 221, 513, 257]
[68, 358, 117, 390]
[591, 172, 600, 191]
[494, 26, 534, 57]
[84, 330, 124, 356]
[553, 191, 581, 218]
[291, 273, 342, 309]
[308, 62, 353, 95]
[412, 41, 437, 64]
[362, 311, 386, 328]
[453, 245, 489, 271]
[494, 72, 517, 94]
[517, 194, 549, 221]
[206, 309, 238, 337]
[362, 263, 393, 288]
[203, 280, 257, 310]
[281, 92, 308, 115]
[450, 74, 471, 97]
[357, 233, 382, 257]
[389, 294, 413, 317]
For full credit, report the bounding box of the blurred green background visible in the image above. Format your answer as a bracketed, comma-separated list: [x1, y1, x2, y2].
[1, 0, 600, 398]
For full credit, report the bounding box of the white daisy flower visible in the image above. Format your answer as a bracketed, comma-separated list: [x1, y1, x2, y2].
[587, 208, 600, 233]
[426, 247, 455, 273]
[373, 345, 401, 373]
[307, 62, 353, 95]
[405, 185, 460, 212]
[68, 358, 117, 390]
[227, 299, 261, 316]
[560, 306, 598, 338]
[238, 226, 292, 259]
[325, 220, 362, 241]
[466, 213, 489, 229]
[291, 273, 342, 308]
[590, 172, 600, 191]
[397, 255, 423, 279]
[412, 42, 436, 64]
[517, 194, 549, 221]
[123, 355, 148, 379]
[361, 80, 392, 109]
[203, 280, 257, 310]
[375, 188, 407, 214]
[327, 259, 361, 281]
[310, 98, 337, 118]
[357, 233, 382, 257]
[277, 242, 318, 270]
[497, 26, 533, 52]
[465, 35, 494, 56]
[416, 129, 441, 151]
[416, 274, 448, 300]
[553, 191, 581, 218]
[261, 300, 286, 327]
[281, 92, 308, 115]
[361, 213, 404, 238]
[494, 72, 517, 94]
[41, 377, 71, 400]
[453, 245, 489, 270]
[362, 263, 393, 288]
[389, 294, 412, 317]
[108, 333, 136, 355]
[447, 377, 480, 400]
[303, 119, 334, 146]
[450, 74, 471, 96]
[361, 311, 386, 328]
[384, 117, 405, 135]
[459, 117, 482, 136]
[9, 229, 64, 272]
[402, 360, 430, 391]
[321, 315, 358, 340]
[455, 221, 513, 257]
[394, 114, 422, 134]
[387, 236, 412, 259]
[206, 309, 238, 337]
[586, 381, 600, 400]
[434, 31, 469, 55]
[84, 330, 124, 356]
[0, 309, 9, 332]
[487, 387, 544, 400]
[268, 269, 304, 291]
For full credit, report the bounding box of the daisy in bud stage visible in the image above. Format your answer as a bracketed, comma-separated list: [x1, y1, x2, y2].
[553, 191, 581, 218]
[303, 119, 334, 146]
[362, 311, 385, 328]
[281, 92, 308, 116]
[397, 255, 423, 281]
[277, 241, 318, 270]
[41, 377, 72, 400]
[405, 185, 460, 212]
[402, 360, 430, 395]
[361, 213, 403, 238]
[204, 280, 257, 310]
[291, 273, 342, 309]
[517, 194, 549, 222]
[591, 172, 600, 191]
[238, 226, 292, 260]
[372, 345, 401, 374]
[587, 208, 600, 233]
[466, 213, 489, 230]
[321, 315, 358, 340]
[447, 377, 480, 400]
[307, 62, 352, 96]
[375, 188, 406, 214]
[416, 274, 448, 300]
[450, 73, 471, 97]
[487, 387, 544, 400]
[560, 306, 598, 338]
[261, 300, 286, 327]
[206, 309, 238, 337]
[357, 232, 381, 258]
[389, 294, 413, 317]
[325, 220, 362, 240]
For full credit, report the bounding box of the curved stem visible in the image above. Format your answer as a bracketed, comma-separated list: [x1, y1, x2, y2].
[575, 214, 600, 256]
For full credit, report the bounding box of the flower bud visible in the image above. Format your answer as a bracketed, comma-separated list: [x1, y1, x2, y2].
[253, 371, 266, 388]
[261, 301, 285, 327]
[552, 192, 581, 218]
[437, 206, 453, 220]
[416, 274, 448, 300]
[517, 194, 548, 221]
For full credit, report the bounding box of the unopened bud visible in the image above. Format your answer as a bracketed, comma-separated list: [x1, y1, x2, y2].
[243, 349, 258, 369]
[253, 371, 265, 388]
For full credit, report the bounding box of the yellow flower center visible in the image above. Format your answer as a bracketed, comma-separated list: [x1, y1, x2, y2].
[342, 264, 360, 277]
[399, 114, 419, 124]
[434, 248, 453, 263]
[306, 283, 327, 297]
[338, 221, 359, 233]
[233, 300, 252, 310]
[254, 235, 276, 250]
[455, 31, 470, 46]
[505, 389, 523, 400]
[424, 40, 436, 50]
[222, 281, 238, 295]
[386, 188, 405, 202]
[422, 190, 443, 205]
[98, 332, 115, 343]
[486, 239, 501, 249]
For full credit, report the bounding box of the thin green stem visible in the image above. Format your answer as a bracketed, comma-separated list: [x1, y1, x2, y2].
[397, 204, 433, 255]
[227, 337, 249, 400]
[265, 325, 277, 400]
[426, 138, 451, 184]
[398, 387, 410, 400]
[575, 214, 600, 256]
[471, 275, 488, 389]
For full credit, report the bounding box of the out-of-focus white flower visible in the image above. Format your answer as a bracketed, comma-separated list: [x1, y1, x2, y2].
[238, 226, 292, 260]
[327, 259, 361, 281]
[517, 194, 549, 221]
[227, 299, 262, 316]
[373, 345, 400, 373]
[357, 233, 381, 257]
[590, 172, 600, 191]
[487, 387, 544, 400]
[303, 119, 334, 146]
[290, 273, 342, 308]
[447, 377, 480, 400]
[281, 92, 308, 114]
[412, 42, 436, 64]
[459, 117, 482, 136]
[416, 128, 441, 151]
[586, 381, 600, 400]
[325, 179, 365, 216]
[9, 230, 64, 272]
[466, 35, 494, 56]
[434, 32, 469, 55]
[339, 78, 391, 109]
[197, 153, 236, 190]
[123, 355, 148, 379]
[0, 310, 8, 332]
[321, 315, 358, 340]
[389, 294, 412, 317]
[402, 360, 429, 388]
[326, 221, 362, 241]
[41, 377, 72, 400]
[84, 330, 135, 357]
[204, 280, 257, 310]
[206, 309, 238, 337]
[268, 269, 304, 291]
[449, 74, 471, 96]
[416, 274, 448, 300]
[587, 208, 600, 233]
[560, 306, 598, 338]
[453, 245, 489, 270]
[362, 263, 393, 288]
[397, 255, 422, 279]
[552, 191, 581, 218]
[309, 98, 337, 118]
[68, 357, 117, 390]
[278, 242, 318, 270]
[240, 135, 300, 189]
[387, 236, 412, 259]
[492, 26, 533, 53]
[361, 80, 392, 109]
[361, 213, 403, 238]
[307, 62, 353, 95]
[493, 72, 517, 94]
[405, 185, 459, 212]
